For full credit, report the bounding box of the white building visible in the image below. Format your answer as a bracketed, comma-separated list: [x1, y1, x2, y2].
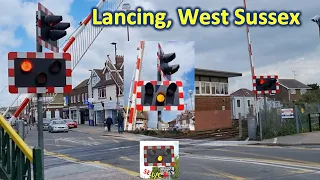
[230, 88, 255, 119]
[231, 88, 282, 119]
[88, 55, 124, 125]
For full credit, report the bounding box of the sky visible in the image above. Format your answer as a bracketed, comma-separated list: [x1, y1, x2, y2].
[0, 0, 319, 120]
[124, 41, 195, 127]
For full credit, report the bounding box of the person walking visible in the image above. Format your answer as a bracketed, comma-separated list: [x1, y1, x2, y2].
[118, 114, 124, 134]
[106, 116, 113, 132]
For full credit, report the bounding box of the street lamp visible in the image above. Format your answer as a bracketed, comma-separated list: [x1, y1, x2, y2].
[311, 15, 320, 39]
[111, 42, 119, 123]
[122, 3, 131, 41]
[88, 69, 94, 126]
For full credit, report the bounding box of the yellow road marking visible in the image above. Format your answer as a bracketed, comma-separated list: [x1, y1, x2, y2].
[119, 156, 136, 161]
[44, 150, 139, 177]
[212, 148, 320, 167]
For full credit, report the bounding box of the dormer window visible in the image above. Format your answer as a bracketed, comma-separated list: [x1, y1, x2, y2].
[106, 71, 111, 80]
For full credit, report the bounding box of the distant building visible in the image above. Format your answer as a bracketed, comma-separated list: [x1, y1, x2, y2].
[272, 79, 312, 103]
[175, 110, 195, 130]
[231, 88, 255, 119]
[195, 68, 242, 130]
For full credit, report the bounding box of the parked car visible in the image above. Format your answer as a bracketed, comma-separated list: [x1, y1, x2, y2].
[63, 119, 77, 128]
[48, 120, 68, 133]
[43, 118, 50, 131]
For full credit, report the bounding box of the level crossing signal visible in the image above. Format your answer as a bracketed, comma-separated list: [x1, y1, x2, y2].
[8, 52, 72, 94]
[253, 75, 279, 94]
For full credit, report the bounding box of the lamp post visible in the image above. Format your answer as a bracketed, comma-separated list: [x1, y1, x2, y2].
[89, 69, 94, 126]
[122, 3, 131, 41]
[188, 90, 193, 110]
[111, 42, 119, 123]
[312, 15, 320, 39]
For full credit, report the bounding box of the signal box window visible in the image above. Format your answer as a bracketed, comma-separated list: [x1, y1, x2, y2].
[195, 82, 200, 94]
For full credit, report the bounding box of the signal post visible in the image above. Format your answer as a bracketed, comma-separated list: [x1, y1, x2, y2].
[7, 3, 71, 179]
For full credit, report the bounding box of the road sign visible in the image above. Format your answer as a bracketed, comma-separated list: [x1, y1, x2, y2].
[8, 52, 72, 94]
[136, 80, 184, 111]
[253, 75, 280, 95]
[160, 167, 175, 175]
[281, 108, 294, 119]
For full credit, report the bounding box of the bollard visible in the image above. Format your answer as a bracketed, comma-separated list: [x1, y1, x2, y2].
[16, 120, 25, 140]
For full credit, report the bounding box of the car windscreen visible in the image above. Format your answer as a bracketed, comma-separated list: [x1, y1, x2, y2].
[43, 120, 50, 124]
[53, 120, 65, 124]
[63, 119, 73, 122]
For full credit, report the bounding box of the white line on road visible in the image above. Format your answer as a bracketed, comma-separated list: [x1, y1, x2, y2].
[245, 138, 249, 141]
[184, 155, 320, 172]
[273, 138, 278, 144]
[70, 145, 139, 158]
[46, 143, 73, 147]
[57, 138, 93, 146]
[88, 137, 100, 145]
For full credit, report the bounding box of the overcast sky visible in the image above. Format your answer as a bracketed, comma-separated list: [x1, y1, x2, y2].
[1, 0, 319, 112]
[124, 41, 195, 126]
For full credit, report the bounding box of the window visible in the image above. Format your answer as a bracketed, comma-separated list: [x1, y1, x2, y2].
[85, 93, 88, 101]
[205, 82, 210, 94]
[98, 88, 106, 98]
[224, 84, 228, 95]
[70, 96, 73, 104]
[237, 100, 241, 107]
[73, 96, 76, 103]
[77, 95, 80, 102]
[247, 100, 251, 107]
[290, 89, 296, 94]
[200, 82, 206, 94]
[211, 82, 216, 95]
[195, 81, 200, 94]
[81, 94, 84, 102]
[106, 72, 111, 80]
[300, 89, 307, 95]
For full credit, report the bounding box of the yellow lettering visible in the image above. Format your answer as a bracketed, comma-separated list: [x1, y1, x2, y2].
[92, 8, 102, 25]
[115, 13, 125, 25]
[127, 12, 136, 25]
[155, 12, 167, 29]
[211, 12, 220, 25]
[267, 12, 277, 25]
[258, 12, 267, 25]
[289, 12, 300, 25]
[220, 10, 229, 25]
[199, 12, 211, 25]
[234, 8, 245, 25]
[177, 8, 199, 25]
[101, 12, 113, 25]
[278, 12, 289, 25]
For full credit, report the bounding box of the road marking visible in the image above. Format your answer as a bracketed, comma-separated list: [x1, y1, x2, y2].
[113, 139, 119, 143]
[197, 164, 245, 180]
[119, 156, 136, 161]
[273, 138, 278, 143]
[245, 138, 249, 141]
[184, 155, 320, 171]
[44, 150, 139, 177]
[212, 148, 320, 167]
[45, 143, 73, 147]
[69, 145, 139, 158]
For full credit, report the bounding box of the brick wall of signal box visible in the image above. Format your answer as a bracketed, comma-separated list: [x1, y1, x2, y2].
[195, 96, 232, 130]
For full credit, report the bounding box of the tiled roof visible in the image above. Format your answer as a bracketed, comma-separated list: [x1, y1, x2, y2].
[74, 79, 89, 89]
[231, 88, 254, 97]
[278, 79, 311, 89]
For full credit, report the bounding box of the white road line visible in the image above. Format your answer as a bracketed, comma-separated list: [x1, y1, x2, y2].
[46, 143, 73, 147]
[245, 138, 249, 141]
[57, 138, 93, 146]
[88, 137, 100, 145]
[273, 138, 278, 144]
[184, 155, 320, 171]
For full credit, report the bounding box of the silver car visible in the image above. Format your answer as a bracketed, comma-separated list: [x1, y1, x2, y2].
[48, 120, 69, 133]
[43, 119, 50, 131]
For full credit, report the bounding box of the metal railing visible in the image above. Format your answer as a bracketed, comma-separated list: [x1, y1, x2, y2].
[0, 115, 43, 180]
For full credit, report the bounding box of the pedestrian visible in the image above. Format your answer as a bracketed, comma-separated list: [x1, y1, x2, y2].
[118, 114, 124, 134]
[105, 116, 113, 132]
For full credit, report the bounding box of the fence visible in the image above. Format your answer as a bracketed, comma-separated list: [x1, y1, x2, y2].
[259, 102, 320, 139]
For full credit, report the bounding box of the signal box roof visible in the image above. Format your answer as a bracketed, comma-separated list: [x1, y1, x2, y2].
[195, 68, 242, 78]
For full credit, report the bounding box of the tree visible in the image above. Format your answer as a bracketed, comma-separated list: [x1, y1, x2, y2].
[298, 89, 320, 104]
[307, 83, 319, 90]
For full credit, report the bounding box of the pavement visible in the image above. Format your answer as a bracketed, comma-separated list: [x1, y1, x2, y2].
[23, 125, 320, 180]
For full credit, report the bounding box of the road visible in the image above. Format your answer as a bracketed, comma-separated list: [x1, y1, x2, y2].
[25, 127, 320, 180]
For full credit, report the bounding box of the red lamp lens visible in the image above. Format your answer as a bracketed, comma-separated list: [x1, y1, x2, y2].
[36, 72, 47, 85]
[20, 60, 33, 72]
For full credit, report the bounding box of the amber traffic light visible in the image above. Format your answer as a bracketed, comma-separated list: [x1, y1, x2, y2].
[20, 60, 33, 73]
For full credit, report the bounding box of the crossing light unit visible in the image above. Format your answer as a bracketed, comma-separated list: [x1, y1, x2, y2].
[37, 3, 70, 52]
[144, 146, 175, 166]
[135, 80, 184, 111]
[253, 75, 279, 95]
[157, 43, 180, 80]
[8, 52, 72, 94]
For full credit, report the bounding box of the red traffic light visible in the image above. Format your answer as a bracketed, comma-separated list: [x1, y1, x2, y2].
[259, 79, 265, 85]
[36, 72, 47, 85]
[49, 60, 62, 73]
[20, 60, 33, 73]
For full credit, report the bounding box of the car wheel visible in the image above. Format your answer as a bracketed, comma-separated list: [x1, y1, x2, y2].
[65, 131, 68, 133]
